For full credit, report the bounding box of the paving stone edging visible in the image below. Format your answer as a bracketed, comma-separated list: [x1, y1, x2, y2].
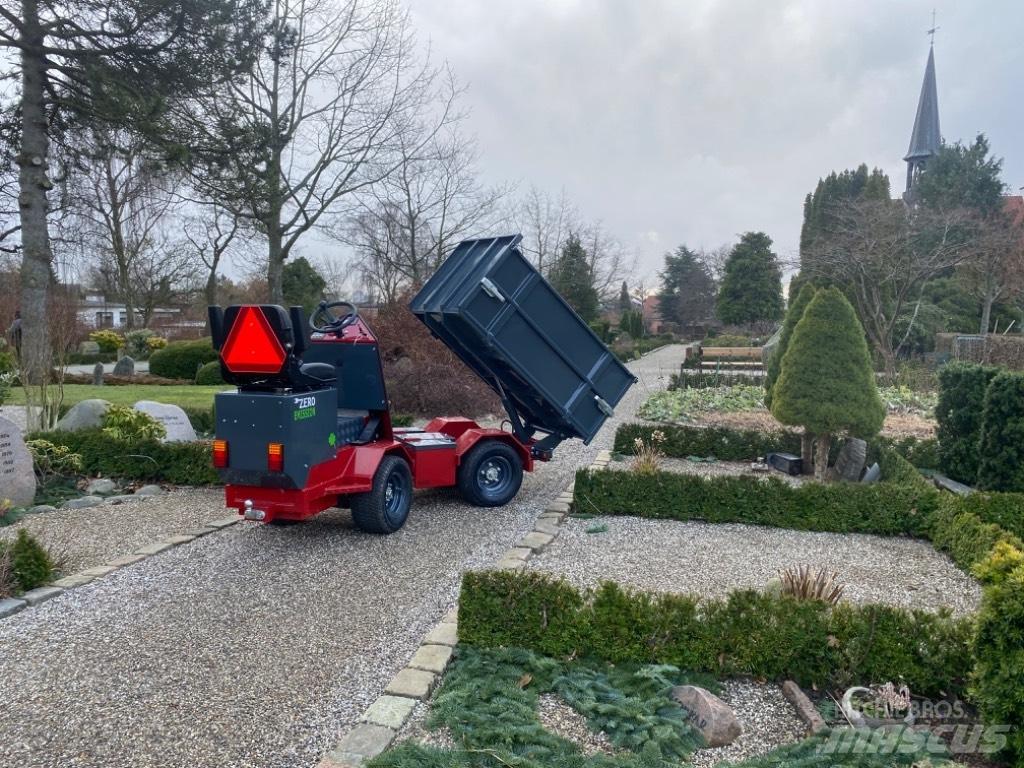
[781, 680, 829, 735]
[316, 449, 611, 768]
[0, 515, 241, 621]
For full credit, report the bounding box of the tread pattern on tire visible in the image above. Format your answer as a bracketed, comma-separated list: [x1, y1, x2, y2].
[351, 455, 412, 534]
[457, 440, 524, 507]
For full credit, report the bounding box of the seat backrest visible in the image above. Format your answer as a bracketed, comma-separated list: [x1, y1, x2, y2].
[212, 304, 299, 388]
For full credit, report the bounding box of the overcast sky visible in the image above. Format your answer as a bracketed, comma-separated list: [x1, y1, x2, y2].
[403, 0, 1024, 285]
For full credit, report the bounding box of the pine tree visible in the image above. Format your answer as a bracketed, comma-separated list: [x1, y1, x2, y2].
[764, 283, 817, 410]
[657, 246, 716, 329]
[282, 257, 328, 316]
[771, 287, 885, 481]
[716, 232, 784, 328]
[618, 281, 631, 313]
[549, 234, 599, 322]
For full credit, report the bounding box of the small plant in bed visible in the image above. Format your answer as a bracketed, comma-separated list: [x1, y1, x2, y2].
[26, 439, 85, 507]
[639, 386, 767, 423]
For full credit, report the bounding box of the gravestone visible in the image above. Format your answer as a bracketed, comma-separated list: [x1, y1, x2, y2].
[671, 685, 741, 747]
[112, 355, 135, 377]
[55, 399, 111, 431]
[833, 438, 867, 482]
[0, 415, 36, 508]
[78, 340, 100, 355]
[92, 362, 104, 386]
[133, 401, 197, 442]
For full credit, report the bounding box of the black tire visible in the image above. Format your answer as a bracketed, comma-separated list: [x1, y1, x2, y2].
[457, 440, 524, 507]
[351, 455, 413, 534]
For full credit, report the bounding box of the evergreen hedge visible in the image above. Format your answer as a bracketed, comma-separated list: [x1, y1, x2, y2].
[573, 466, 937, 537]
[976, 370, 1024, 493]
[458, 571, 972, 697]
[613, 422, 939, 469]
[935, 362, 998, 484]
[148, 338, 218, 380]
[27, 428, 218, 485]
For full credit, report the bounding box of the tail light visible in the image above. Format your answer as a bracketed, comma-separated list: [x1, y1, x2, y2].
[213, 439, 229, 468]
[268, 443, 284, 472]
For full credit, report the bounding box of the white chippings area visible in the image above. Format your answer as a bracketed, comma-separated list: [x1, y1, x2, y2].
[0, 489, 225, 573]
[529, 515, 982, 617]
[0, 346, 682, 768]
[393, 700, 457, 750]
[536, 694, 618, 756]
[688, 681, 808, 768]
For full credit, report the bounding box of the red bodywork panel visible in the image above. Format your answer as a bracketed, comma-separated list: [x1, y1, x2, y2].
[224, 419, 533, 522]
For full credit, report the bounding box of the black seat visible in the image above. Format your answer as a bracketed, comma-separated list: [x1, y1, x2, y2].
[299, 362, 336, 383]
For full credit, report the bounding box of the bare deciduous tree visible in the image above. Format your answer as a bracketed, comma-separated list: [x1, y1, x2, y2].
[578, 221, 636, 300]
[805, 199, 973, 376]
[957, 210, 1024, 336]
[515, 186, 577, 276]
[344, 123, 507, 298]
[183, 205, 251, 312]
[186, 0, 448, 302]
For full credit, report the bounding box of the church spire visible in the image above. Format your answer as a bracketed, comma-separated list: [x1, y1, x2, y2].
[903, 41, 941, 199]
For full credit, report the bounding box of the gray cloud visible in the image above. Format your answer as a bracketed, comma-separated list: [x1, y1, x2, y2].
[405, 0, 1024, 281]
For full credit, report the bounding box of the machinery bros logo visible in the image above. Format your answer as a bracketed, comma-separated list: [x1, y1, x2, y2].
[293, 395, 317, 422]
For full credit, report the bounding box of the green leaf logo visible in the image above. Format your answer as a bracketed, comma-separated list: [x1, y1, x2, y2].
[328, 432, 337, 447]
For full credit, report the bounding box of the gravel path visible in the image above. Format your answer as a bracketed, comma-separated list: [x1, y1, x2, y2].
[0, 345, 684, 768]
[529, 515, 982, 616]
[0, 489, 224, 573]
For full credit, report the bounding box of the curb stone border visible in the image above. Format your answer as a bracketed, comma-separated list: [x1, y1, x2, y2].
[316, 450, 611, 768]
[0, 514, 241, 622]
[781, 680, 829, 735]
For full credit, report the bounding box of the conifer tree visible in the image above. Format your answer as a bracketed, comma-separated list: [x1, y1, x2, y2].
[549, 234, 599, 322]
[716, 232, 784, 328]
[765, 283, 817, 409]
[771, 287, 885, 481]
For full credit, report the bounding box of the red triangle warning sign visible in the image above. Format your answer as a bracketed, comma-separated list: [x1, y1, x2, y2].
[221, 306, 287, 374]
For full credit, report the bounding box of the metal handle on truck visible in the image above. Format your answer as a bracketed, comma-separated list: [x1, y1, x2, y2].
[480, 277, 505, 302]
[594, 396, 614, 417]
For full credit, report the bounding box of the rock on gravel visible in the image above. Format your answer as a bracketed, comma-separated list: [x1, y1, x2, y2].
[529, 515, 982, 617]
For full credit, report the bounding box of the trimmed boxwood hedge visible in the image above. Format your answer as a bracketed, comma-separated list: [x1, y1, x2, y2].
[936, 362, 998, 484]
[573, 464, 938, 538]
[458, 571, 972, 698]
[28, 428, 218, 485]
[148, 338, 218, 380]
[613, 422, 939, 470]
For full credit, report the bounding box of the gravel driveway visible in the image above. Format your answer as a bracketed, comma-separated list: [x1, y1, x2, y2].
[0, 346, 682, 768]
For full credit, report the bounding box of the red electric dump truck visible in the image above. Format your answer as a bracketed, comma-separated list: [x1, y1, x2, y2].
[208, 234, 636, 533]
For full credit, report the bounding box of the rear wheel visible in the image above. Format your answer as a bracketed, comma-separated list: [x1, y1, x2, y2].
[351, 455, 413, 534]
[457, 440, 523, 507]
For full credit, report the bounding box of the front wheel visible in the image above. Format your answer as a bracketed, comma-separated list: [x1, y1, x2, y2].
[351, 455, 413, 534]
[457, 440, 524, 507]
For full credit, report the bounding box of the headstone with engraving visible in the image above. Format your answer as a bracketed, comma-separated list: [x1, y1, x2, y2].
[92, 362, 104, 386]
[671, 685, 741, 747]
[133, 401, 197, 443]
[833, 438, 867, 482]
[0, 416, 36, 508]
[78, 340, 100, 355]
[112, 355, 135, 377]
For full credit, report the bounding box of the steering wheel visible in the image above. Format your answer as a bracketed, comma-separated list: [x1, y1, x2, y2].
[309, 300, 359, 334]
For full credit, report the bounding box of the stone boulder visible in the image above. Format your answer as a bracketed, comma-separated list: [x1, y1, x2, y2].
[133, 401, 197, 442]
[92, 362, 105, 386]
[671, 685, 742, 748]
[86, 478, 118, 495]
[78, 340, 100, 355]
[0, 416, 37, 508]
[112, 355, 135, 377]
[54, 399, 111, 432]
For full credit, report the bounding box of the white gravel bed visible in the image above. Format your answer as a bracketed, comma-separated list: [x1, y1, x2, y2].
[529, 515, 982, 617]
[609, 455, 807, 486]
[537, 694, 618, 756]
[689, 680, 807, 767]
[0, 488, 225, 573]
[0, 345, 686, 768]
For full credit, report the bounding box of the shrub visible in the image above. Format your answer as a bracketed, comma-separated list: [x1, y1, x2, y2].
[976, 370, 1024, 492]
[25, 439, 83, 483]
[951, 491, 1024, 541]
[669, 370, 763, 390]
[935, 362, 998, 484]
[618, 309, 644, 339]
[195, 361, 225, 385]
[0, 340, 15, 375]
[929, 502, 1024, 574]
[123, 329, 156, 359]
[27, 428, 218, 485]
[148, 338, 218, 380]
[146, 336, 167, 351]
[101, 404, 167, 444]
[458, 570, 971, 697]
[183, 406, 216, 434]
[373, 299, 499, 417]
[614, 422, 802, 461]
[764, 283, 816, 409]
[2, 529, 55, 593]
[972, 562, 1024, 765]
[771, 288, 885, 479]
[589, 319, 612, 343]
[708, 334, 755, 347]
[573, 467, 938, 538]
[89, 329, 123, 354]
